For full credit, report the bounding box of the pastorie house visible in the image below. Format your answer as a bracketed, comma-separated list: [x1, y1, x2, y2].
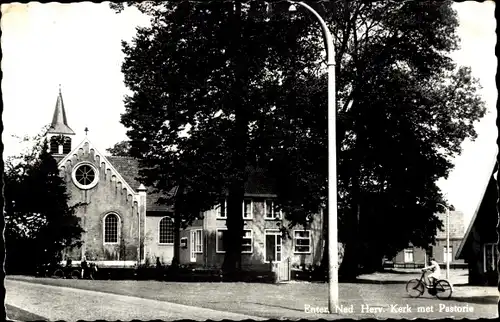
[386, 211, 466, 269]
[47, 88, 324, 272]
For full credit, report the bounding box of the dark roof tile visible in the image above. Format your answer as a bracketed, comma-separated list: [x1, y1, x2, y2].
[106, 156, 172, 212]
[436, 211, 465, 239]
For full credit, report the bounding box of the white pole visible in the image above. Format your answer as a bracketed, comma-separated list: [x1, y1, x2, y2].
[437, 202, 450, 280]
[292, 1, 338, 311]
[446, 208, 450, 280]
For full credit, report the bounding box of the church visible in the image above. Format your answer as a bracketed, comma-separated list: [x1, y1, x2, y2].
[48, 88, 324, 271]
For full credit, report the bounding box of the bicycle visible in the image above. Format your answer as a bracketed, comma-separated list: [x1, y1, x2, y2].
[406, 270, 453, 299]
[53, 266, 81, 279]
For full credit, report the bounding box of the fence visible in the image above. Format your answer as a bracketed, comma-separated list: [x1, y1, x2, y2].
[385, 262, 467, 269]
[275, 258, 291, 282]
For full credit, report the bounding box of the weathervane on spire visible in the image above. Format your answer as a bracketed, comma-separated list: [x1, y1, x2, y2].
[58, 83, 62, 93]
[84, 127, 89, 136]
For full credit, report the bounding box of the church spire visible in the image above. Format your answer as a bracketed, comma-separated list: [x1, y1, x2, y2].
[47, 85, 75, 135]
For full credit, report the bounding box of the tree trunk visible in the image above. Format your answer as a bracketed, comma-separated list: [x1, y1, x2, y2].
[338, 204, 360, 281]
[319, 207, 329, 277]
[171, 185, 184, 269]
[339, 149, 361, 280]
[171, 209, 181, 268]
[221, 1, 248, 278]
[222, 186, 245, 276]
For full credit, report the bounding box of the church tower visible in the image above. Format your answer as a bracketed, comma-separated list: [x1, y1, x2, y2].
[46, 86, 75, 155]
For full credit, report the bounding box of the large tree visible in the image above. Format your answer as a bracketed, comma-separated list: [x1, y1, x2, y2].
[4, 130, 84, 273]
[106, 140, 132, 156]
[262, 1, 485, 278]
[114, 1, 328, 274]
[113, 1, 485, 277]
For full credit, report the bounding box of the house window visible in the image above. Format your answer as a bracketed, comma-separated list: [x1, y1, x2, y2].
[216, 229, 226, 253]
[404, 248, 414, 263]
[443, 246, 453, 263]
[159, 217, 174, 244]
[265, 200, 282, 220]
[265, 230, 282, 262]
[243, 199, 253, 219]
[216, 229, 253, 253]
[294, 230, 311, 253]
[484, 243, 498, 273]
[216, 199, 227, 219]
[242, 230, 253, 253]
[104, 213, 119, 244]
[190, 229, 203, 262]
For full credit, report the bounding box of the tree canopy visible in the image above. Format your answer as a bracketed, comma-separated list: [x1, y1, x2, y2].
[113, 0, 485, 276]
[106, 140, 132, 156]
[4, 130, 84, 273]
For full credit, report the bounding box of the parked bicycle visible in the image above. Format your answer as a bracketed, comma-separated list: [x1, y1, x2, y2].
[406, 269, 453, 299]
[53, 266, 81, 279]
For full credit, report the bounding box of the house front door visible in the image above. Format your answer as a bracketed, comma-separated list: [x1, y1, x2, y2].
[265, 230, 282, 262]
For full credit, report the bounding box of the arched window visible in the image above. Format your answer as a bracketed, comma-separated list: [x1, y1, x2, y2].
[159, 217, 174, 244]
[49, 136, 59, 154]
[62, 137, 72, 154]
[104, 213, 120, 244]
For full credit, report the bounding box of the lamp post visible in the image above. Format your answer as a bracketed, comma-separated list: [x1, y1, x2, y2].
[436, 203, 450, 280]
[288, 1, 339, 311]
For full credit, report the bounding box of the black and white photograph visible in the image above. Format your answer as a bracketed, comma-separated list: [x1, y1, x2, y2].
[2, 1, 497, 320]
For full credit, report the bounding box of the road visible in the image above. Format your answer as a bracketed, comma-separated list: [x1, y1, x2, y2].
[5, 274, 498, 320]
[5, 279, 264, 321]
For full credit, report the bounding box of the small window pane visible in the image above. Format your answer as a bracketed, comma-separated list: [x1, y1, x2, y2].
[242, 230, 253, 253]
[217, 230, 226, 252]
[217, 200, 227, 218]
[294, 230, 311, 253]
[159, 217, 174, 244]
[265, 200, 273, 219]
[404, 249, 414, 263]
[243, 200, 252, 218]
[195, 230, 203, 252]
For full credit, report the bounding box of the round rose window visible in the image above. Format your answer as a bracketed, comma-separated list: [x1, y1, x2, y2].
[72, 163, 99, 190]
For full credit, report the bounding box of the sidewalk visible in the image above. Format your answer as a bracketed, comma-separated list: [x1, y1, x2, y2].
[357, 269, 498, 298]
[358, 268, 469, 285]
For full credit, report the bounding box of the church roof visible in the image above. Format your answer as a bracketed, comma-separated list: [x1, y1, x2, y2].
[106, 156, 174, 212]
[106, 159, 277, 211]
[47, 87, 75, 135]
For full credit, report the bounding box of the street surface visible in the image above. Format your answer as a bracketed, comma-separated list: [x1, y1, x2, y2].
[5, 269, 498, 320]
[5, 279, 264, 321]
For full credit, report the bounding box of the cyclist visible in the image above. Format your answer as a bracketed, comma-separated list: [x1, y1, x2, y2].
[422, 257, 441, 287]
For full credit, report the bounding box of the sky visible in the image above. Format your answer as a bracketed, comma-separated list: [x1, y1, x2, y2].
[1, 1, 497, 228]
